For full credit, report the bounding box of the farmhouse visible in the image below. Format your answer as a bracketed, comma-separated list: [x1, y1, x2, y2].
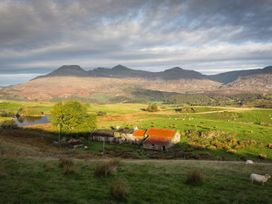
[114, 128, 134, 143]
[142, 128, 180, 151]
[90, 127, 180, 150]
[91, 129, 117, 143]
[91, 128, 137, 143]
[132, 129, 147, 144]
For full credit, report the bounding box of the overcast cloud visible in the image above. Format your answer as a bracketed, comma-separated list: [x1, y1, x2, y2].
[0, 0, 272, 85]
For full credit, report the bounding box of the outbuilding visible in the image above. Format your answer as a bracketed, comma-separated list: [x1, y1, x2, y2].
[142, 128, 180, 151]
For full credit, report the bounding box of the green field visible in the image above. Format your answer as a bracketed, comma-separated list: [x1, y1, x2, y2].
[1, 100, 272, 203]
[0, 157, 271, 203]
[0, 100, 272, 160]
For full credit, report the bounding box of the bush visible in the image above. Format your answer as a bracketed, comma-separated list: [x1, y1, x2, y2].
[44, 163, 55, 172]
[267, 144, 272, 149]
[17, 107, 41, 116]
[146, 103, 159, 112]
[185, 170, 203, 186]
[94, 159, 120, 177]
[0, 111, 14, 117]
[59, 158, 74, 175]
[258, 154, 267, 160]
[0, 120, 17, 129]
[110, 178, 130, 200]
[0, 166, 8, 178]
[97, 111, 107, 116]
[227, 149, 237, 154]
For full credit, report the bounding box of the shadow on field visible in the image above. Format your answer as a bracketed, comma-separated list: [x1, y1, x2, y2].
[0, 127, 270, 162]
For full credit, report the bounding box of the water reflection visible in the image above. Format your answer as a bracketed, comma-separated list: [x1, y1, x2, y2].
[14, 115, 49, 127]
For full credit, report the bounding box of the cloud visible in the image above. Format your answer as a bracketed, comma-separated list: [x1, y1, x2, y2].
[0, 0, 272, 85]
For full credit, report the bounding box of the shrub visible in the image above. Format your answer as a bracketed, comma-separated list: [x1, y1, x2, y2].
[110, 178, 130, 200]
[267, 144, 272, 149]
[222, 145, 231, 151]
[44, 163, 55, 172]
[258, 154, 267, 160]
[146, 103, 159, 112]
[0, 166, 8, 177]
[185, 170, 203, 186]
[97, 111, 107, 116]
[59, 158, 74, 175]
[227, 149, 237, 154]
[94, 159, 120, 177]
[0, 111, 14, 117]
[0, 120, 17, 129]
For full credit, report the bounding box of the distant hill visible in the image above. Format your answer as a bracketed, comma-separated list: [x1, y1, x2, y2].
[1, 76, 219, 101]
[218, 74, 272, 94]
[37, 65, 88, 78]
[38, 64, 272, 83]
[88, 64, 152, 78]
[157, 67, 205, 80]
[1, 64, 271, 101]
[209, 66, 272, 83]
[39, 64, 206, 80]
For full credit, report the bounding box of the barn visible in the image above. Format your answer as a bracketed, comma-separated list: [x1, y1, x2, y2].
[132, 129, 147, 144]
[91, 129, 117, 142]
[142, 128, 180, 151]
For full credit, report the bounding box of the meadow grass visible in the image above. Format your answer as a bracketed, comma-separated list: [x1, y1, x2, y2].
[0, 157, 271, 204]
[0, 100, 52, 115]
[1, 100, 272, 159]
[1, 100, 272, 203]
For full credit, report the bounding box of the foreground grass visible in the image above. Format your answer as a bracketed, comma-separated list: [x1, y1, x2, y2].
[0, 157, 271, 204]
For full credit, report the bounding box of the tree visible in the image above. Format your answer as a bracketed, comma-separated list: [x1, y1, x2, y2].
[50, 101, 96, 134]
[146, 103, 159, 112]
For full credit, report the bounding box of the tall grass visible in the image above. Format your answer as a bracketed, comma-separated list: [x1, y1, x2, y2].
[185, 169, 204, 186]
[94, 159, 120, 177]
[110, 178, 130, 200]
[59, 158, 74, 175]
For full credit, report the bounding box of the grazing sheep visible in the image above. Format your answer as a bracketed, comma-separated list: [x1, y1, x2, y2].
[246, 160, 254, 164]
[250, 173, 271, 185]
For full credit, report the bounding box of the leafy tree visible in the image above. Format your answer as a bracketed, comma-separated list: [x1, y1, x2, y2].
[50, 101, 96, 134]
[146, 103, 159, 112]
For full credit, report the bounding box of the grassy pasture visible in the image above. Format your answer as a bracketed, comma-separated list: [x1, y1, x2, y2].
[0, 100, 272, 203]
[0, 100, 272, 160]
[0, 100, 52, 115]
[0, 157, 271, 204]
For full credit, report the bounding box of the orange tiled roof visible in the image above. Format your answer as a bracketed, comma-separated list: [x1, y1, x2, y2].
[133, 129, 146, 138]
[144, 128, 176, 145]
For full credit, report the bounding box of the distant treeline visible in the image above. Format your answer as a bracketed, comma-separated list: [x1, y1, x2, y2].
[131, 89, 272, 107]
[1, 87, 271, 107]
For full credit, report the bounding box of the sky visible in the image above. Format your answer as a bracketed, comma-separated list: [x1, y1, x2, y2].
[0, 0, 272, 86]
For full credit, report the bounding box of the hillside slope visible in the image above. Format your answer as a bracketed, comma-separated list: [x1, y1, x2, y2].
[218, 74, 272, 94]
[38, 65, 272, 83]
[1, 65, 272, 101]
[1, 76, 220, 101]
[209, 66, 272, 83]
[38, 65, 207, 80]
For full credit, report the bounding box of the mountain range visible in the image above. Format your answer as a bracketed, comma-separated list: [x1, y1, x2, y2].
[36, 64, 272, 83]
[1, 65, 271, 101]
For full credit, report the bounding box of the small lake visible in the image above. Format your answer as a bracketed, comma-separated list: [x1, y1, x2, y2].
[14, 115, 49, 127]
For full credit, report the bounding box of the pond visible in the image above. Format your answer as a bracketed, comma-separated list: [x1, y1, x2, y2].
[14, 115, 49, 127]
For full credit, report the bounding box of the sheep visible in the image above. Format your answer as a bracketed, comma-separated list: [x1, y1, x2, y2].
[250, 173, 271, 185]
[246, 160, 254, 164]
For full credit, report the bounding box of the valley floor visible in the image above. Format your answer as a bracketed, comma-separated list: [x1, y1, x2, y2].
[1, 100, 272, 160]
